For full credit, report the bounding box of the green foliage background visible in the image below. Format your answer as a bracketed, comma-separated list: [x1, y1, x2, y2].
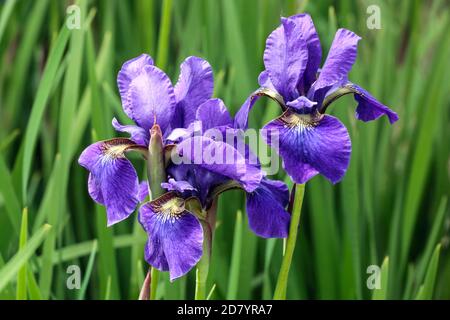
[0, 0, 449, 300]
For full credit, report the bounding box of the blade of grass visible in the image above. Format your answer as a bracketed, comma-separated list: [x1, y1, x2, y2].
[156, 0, 173, 70]
[16, 207, 28, 300]
[77, 240, 97, 300]
[21, 24, 70, 202]
[226, 210, 242, 300]
[0, 0, 17, 46]
[372, 257, 389, 300]
[0, 154, 21, 234]
[0, 224, 51, 292]
[415, 244, 441, 300]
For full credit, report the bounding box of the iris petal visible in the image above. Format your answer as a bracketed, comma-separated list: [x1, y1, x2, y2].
[312, 29, 361, 103]
[79, 139, 143, 226]
[289, 14, 322, 93]
[139, 195, 203, 281]
[196, 98, 233, 131]
[161, 178, 197, 193]
[112, 118, 149, 145]
[176, 136, 263, 192]
[262, 112, 351, 184]
[117, 54, 154, 121]
[173, 56, 214, 128]
[246, 178, 291, 238]
[263, 17, 308, 101]
[127, 65, 176, 133]
[352, 84, 399, 124]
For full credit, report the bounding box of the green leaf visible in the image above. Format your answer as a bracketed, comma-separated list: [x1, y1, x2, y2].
[415, 244, 441, 300]
[0, 224, 51, 292]
[372, 257, 389, 300]
[16, 208, 28, 300]
[21, 25, 70, 202]
[227, 210, 243, 300]
[77, 240, 98, 300]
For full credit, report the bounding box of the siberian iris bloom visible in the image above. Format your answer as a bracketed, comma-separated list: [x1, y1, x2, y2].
[235, 14, 399, 184]
[79, 54, 290, 281]
[139, 98, 291, 281]
[78, 54, 214, 226]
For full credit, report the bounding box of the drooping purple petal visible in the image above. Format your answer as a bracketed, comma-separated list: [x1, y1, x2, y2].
[126, 65, 176, 133]
[173, 56, 214, 128]
[311, 29, 361, 102]
[286, 96, 317, 114]
[351, 84, 399, 124]
[117, 54, 154, 119]
[161, 178, 197, 193]
[196, 98, 233, 131]
[138, 181, 149, 202]
[234, 94, 262, 130]
[264, 17, 309, 101]
[176, 136, 263, 192]
[139, 196, 203, 281]
[88, 173, 103, 204]
[79, 139, 142, 226]
[234, 88, 285, 130]
[112, 118, 149, 145]
[262, 112, 351, 184]
[246, 178, 291, 238]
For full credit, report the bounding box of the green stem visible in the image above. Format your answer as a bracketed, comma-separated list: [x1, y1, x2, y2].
[150, 267, 160, 300]
[146, 124, 166, 300]
[195, 200, 217, 300]
[195, 225, 210, 300]
[273, 183, 306, 300]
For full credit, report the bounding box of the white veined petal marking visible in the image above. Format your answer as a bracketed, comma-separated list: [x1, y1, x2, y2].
[99, 138, 147, 164]
[151, 193, 187, 224]
[280, 110, 323, 132]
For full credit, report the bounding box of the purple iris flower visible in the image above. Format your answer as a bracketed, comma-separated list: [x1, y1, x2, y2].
[140, 98, 291, 281]
[235, 14, 399, 184]
[79, 54, 290, 281]
[78, 54, 214, 226]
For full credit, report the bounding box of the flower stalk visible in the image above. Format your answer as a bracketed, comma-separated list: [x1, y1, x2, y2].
[147, 124, 166, 300]
[273, 183, 305, 300]
[195, 200, 217, 300]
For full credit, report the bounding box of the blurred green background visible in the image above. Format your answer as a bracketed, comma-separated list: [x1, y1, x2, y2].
[0, 0, 449, 300]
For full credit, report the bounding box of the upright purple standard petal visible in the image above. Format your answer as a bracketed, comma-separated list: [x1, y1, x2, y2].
[264, 17, 308, 101]
[196, 98, 233, 131]
[262, 112, 351, 184]
[312, 29, 361, 102]
[173, 57, 214, 127]
[112, 118, 149, 145]
[288, 14, 322, 93]
[139, 195, 203, 281]
[126, 65, 176, 133]
[117, 54, 154, 119]
[79, 139, 143, 226]
[351, 84, 399, 124]
[246, 178, 291, 238]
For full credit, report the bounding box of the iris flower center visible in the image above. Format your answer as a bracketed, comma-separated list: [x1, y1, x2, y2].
[281, 110, 323, 129]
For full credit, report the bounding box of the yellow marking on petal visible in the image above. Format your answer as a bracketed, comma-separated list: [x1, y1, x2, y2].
[281, 110, 323, 130]
[151, 192, 186, 223]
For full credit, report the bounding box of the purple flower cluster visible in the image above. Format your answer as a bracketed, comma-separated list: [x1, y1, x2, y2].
[79, 14, 398, 281]
[79, 54, 290, 280]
